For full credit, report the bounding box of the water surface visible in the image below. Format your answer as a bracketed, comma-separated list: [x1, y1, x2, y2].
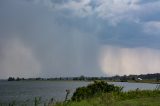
[0, 81, 158, 103]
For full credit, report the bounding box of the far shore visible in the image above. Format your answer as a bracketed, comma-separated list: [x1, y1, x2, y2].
[4, 79, 160, 84]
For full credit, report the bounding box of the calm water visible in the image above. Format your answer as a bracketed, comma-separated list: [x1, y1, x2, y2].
[0, 81, 158, 103]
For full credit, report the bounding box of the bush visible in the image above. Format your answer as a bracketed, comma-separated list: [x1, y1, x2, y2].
[71, 81, 123, 101]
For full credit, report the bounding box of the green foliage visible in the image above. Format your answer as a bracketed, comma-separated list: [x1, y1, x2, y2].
[116, 89, 160, 100]
[114, 97, 160, 106]
[71, 81, 123, 101]
[34, 97, 41, 106]
[55, 92, 160, 106]
[56, 90, 160, 106]
[9, 101, 16, 106]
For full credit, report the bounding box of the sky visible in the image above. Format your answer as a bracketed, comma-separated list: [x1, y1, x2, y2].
[0, 0, 160, 78]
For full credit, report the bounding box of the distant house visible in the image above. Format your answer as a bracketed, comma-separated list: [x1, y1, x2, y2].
[137, 78, 142, 80]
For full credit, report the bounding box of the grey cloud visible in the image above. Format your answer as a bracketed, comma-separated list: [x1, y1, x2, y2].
[0, 0, 104, 78]
[143, 21, 160, 35]
[1, 0, 160, 78]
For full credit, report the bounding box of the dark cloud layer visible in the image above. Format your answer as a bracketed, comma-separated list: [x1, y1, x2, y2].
[0, 0, 160, 78]
[0, 0, 103, 78]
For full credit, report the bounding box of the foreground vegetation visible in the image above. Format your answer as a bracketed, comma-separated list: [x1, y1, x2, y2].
[1, 81, 160, 106]
[54, 89, 160, 106]
[55, 96, 160, 106]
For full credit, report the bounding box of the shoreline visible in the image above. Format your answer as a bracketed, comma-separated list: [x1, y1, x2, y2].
[4, 79, 160, 84]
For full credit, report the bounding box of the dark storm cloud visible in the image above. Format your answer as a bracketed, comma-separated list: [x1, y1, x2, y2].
[0, 0, 103, 78]
[1, 0, 160, 78]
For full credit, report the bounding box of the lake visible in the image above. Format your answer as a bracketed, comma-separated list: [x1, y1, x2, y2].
[0, 81, 158, 104]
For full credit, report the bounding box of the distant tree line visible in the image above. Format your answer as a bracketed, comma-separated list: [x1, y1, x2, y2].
[105, 73, 160, 82]
[8, 77, 25, 81]
[7, 73, 160, 82]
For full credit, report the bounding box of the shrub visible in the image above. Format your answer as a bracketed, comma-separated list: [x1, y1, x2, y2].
[71, 81, 123, 101]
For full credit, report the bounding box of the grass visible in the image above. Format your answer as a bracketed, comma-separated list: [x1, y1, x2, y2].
[54, 90, 160, 106]
[114, 97, 160, 106]
[54, 96, 160, 106]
